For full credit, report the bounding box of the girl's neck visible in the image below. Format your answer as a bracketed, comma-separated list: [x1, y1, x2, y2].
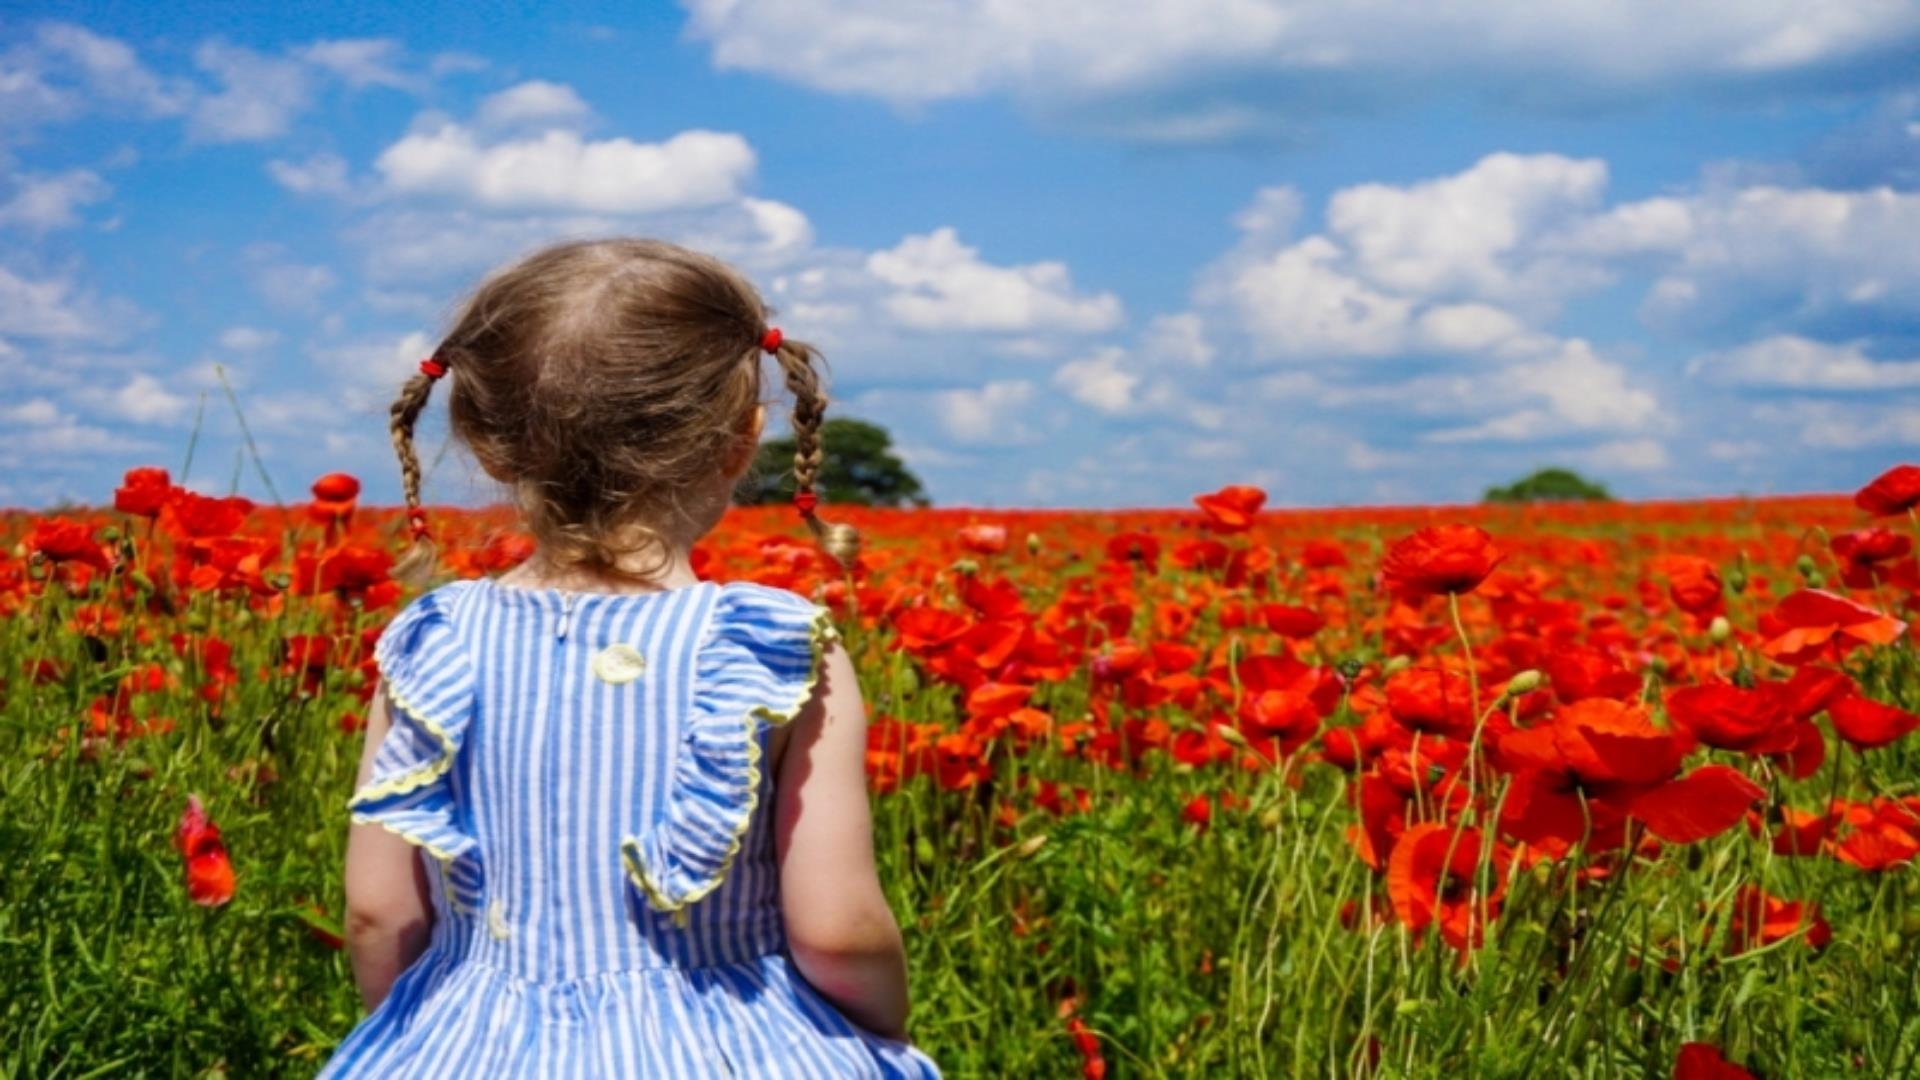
[499, 546, 703, 596]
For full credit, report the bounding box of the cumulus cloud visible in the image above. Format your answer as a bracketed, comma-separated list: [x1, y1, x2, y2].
[476, 80, 591, 129]
[1690, 335, 1920, 390]
[0, 266, 133, 340]
[267, 152, 352, 197]
[189, 41, 313, 142]
[73, 371, 191, 425]
[296, 38, 412, 90]
[939, 379, 1037, 443]
[0, 169, 111, 230]
[682, 0, 1920, 130]
[375, 123, 755, 214]
[0, 23, 188, 132]
[1053, 348, 1140, 413]
[866, 228, 1122, 334]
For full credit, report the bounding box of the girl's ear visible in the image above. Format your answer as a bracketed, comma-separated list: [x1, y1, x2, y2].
[724, 405, 766, 480]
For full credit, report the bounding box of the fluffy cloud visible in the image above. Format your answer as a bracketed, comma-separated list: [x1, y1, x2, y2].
[375, 123, 755, 214]
[866, 228, 1122, 333]
[0, 266, 133, 340]
[0, 169, 111, 230]
[476, 80, 591, 129]
[0, 22, 188, 132]
[683, 0, 1920, 128]
[938, 379, 1037, 443]
[267, 152, 352, 197]
[189, 41, 314, 142]
[1690, 335, 1920, 390]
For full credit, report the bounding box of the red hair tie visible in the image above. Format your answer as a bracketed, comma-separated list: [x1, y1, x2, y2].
[792, 490, 818, 515]
[419, 355, 447, 380]
[759, 327, 783, 354]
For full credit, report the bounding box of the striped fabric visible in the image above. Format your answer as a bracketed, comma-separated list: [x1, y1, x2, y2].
[322, 579, 939, 1078]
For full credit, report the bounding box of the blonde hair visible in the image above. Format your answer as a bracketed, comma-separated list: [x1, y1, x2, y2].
[390, 238, 858, 582]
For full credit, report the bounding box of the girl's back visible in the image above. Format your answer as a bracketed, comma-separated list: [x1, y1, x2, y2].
[325, 578, 932, 1077]
[323, 238, 935, 1077]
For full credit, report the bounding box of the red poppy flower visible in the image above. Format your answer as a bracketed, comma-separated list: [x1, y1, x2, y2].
[1726, 884, 1828, 955]
[1758, 589, 1905, 665]
[1674, 1043, 1756, 1080]
[174, 795, 236, 907]
[1181, 793, 1213, 830]
[1385, 667, 1477, 740]
[1193, 485, 1266, 533]
[1829, 694, 1920, 750]
[1664, 682, 1790, 754]
[1834, 819, 1920, 871]
[1855, 463, 1920, 516]
[1261, 603, 1324, 639]
[1381, 525, 1504, 600]
[113, 466, 174, 518]
[1654, 555, 1724, 617]
[1626, 765, 1764, 844]
[26, 519, 113, 573]
[956, 523, 1008, 555]
[1551, 698, 1684, 789]
[1386, 822, 1511, 950]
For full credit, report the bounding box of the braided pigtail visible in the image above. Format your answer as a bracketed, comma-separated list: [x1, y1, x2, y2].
[767, 334, 860, 568]
[390, 353, 445, 585]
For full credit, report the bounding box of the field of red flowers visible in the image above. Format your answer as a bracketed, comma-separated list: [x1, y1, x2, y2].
[5, 465, 1920, 1078]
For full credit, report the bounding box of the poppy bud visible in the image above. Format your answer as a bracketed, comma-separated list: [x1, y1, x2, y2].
[1026, 532, 1042, 556]
[950, 558, 979, 577]
[1216, 724, 1248, 748]
[1382, 655, 1412, 676]
[1795, 554, 1817, 579]
[1708, 616, 1731, 643]
[1501, 669, 1543, 698]
[915, 836, 937, 865]
[1017, 834, 1049, 858]
[1258, 805, 1282, 830]
[1727, 565, 1748, 594]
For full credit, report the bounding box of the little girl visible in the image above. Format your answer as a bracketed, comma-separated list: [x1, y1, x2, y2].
[322, 239, 938, 1078]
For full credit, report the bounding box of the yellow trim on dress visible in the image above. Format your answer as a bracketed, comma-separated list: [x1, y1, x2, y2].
[621, 606, 840, 926]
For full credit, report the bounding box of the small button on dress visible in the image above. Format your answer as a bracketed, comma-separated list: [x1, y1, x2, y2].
[321, 578, 939, 1079]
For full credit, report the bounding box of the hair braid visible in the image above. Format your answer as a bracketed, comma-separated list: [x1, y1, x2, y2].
[389, 368, 439, 584]
[771, 339, 860, 568]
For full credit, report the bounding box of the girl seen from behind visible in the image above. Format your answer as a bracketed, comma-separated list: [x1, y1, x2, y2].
[322, 239, 937, 1078]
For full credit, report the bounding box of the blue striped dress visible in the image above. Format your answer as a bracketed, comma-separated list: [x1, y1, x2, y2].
[321, 578, 939, 1078]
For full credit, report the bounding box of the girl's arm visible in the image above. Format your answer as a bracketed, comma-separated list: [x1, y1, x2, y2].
[774, 639, 912, 1040]
[343, 685, 435, 1011]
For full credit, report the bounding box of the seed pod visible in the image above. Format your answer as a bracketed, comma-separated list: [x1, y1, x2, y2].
[1708, 615, 1732, 643]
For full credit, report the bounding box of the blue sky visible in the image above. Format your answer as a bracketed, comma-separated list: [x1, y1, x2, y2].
[3, 2, 1919, 509]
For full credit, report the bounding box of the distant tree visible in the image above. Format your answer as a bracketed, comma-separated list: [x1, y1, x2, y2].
[736, 417, 929, 507]
[1483, 467, 1613, 503]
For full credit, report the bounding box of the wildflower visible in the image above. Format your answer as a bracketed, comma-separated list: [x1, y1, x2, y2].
[1759, 590, 1905, 665]
[1854, 463, 1920, 516]
[1828, 694, 1920, 751]
[113, 466, 174, 518]
[1193, 485, 1266, 533]
[1386, 822, 1511, 950]
[1674, 1043, 1756, 1080]
[1381, 525, 1504, 601]
[174, 796, 235, 907]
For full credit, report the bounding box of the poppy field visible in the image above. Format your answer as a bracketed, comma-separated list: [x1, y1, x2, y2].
[6, 466, 1920, 1078]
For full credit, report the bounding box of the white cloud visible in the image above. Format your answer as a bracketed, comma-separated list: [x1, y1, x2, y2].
[218, 326, 281, 352]
[2, 23, 189, 129]
[476, 80, 591, 129]
[682, 1, 1920, 121]
[1053, 348, 1140, 413]
[375, 123, 755, 214]
[0, 266, 131, 340]
[74, 372, 190, 424]
[939, 379, 1036, 442]
[296, 39, 411, 90]
[253, 259, 339, 311]
[1570, 438, 1672, 472]
[865, 227, 1123, 333]
[1690, 335, 1920, 390]
[1222, 235, 1413, 357]
[0, 169, 111, 230]
[1327, 153, 1610, 308]
[267, 152, 352, 197]
[189, 41, 312, 142]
